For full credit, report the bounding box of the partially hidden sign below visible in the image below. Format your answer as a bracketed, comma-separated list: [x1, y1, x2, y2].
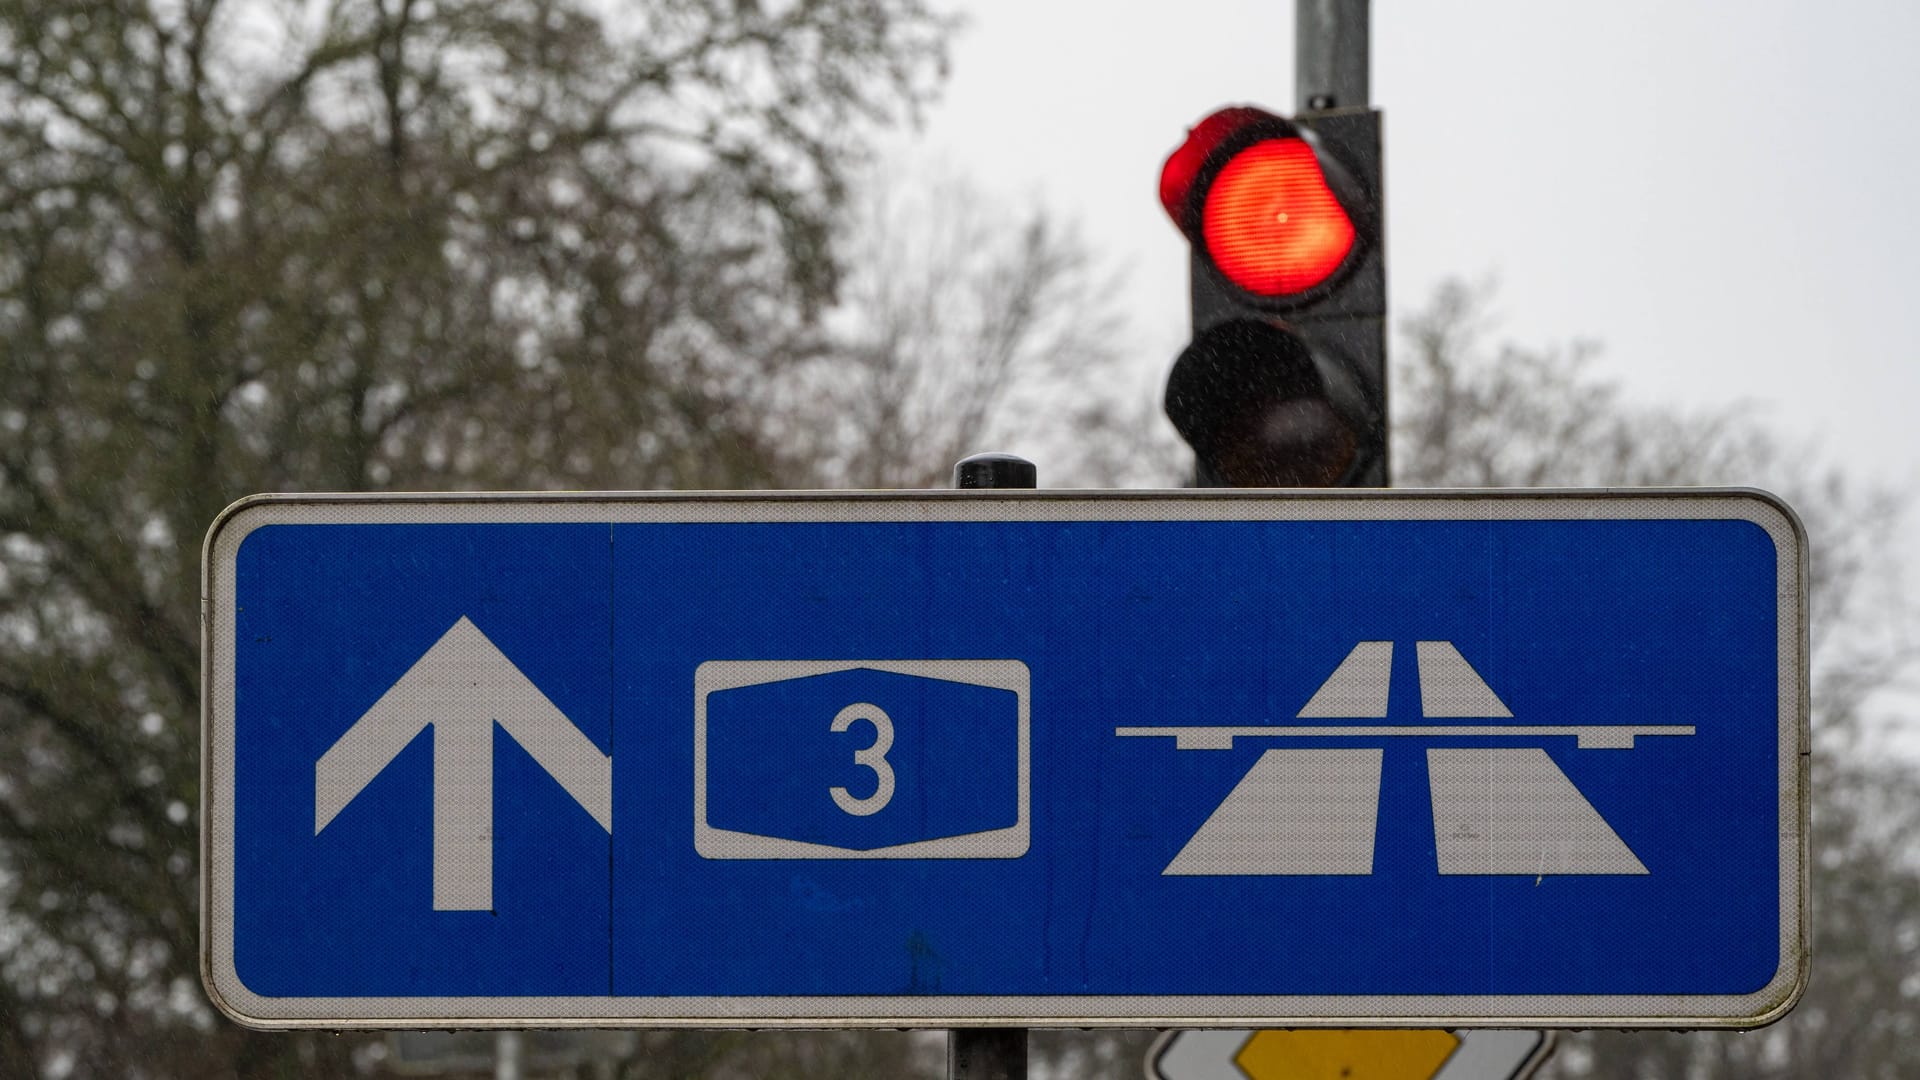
[1150, 1029, 1555, 1080]
[200, 490, 1808, 1028]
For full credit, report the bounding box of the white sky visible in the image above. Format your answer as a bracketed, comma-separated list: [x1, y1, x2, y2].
[896, 0, 1920, 498]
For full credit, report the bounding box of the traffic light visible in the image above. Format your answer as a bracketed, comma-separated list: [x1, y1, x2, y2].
[1160, 105, 1386, 487]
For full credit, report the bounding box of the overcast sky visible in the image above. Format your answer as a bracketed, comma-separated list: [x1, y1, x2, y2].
[895, 0, 1920, 498]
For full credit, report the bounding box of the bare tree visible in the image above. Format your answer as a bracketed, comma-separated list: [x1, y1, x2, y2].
[1395, 280, 1920, 1080]
[789, 161, 1149, 489]
[0, 1, 1151, 1073]
[0, 0, 957, 1075]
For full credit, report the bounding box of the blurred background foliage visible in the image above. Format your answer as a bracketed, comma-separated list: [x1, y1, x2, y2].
[0, 2, 1912, 1078]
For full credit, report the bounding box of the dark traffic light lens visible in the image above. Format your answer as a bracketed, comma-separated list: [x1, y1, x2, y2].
[1210, 396, 1358, 487]
[1164, 320, 1363, 488]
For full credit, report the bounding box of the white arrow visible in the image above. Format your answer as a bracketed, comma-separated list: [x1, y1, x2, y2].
[314, 616, 612, 911]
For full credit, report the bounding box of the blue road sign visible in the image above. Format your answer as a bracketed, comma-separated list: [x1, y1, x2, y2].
[201, 491, 1807, 1028]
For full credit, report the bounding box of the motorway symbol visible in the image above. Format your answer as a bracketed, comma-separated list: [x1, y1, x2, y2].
[201, 490, 1807, 1028]
[313, 617, 612, 911]
[1150, 1029, 1555, 1080]
[1120, 640, 1687, 876]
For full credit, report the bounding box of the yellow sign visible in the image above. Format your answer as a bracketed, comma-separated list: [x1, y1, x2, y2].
[1235, 1030, 1462, 1080]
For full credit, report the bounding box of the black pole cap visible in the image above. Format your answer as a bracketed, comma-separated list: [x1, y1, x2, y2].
[952, 453, 1037, 490]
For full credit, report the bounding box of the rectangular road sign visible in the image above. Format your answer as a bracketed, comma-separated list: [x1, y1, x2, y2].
[201, 490, 1807, 1029]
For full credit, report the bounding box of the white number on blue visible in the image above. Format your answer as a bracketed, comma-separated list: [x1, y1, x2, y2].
[830, 702, 896, 816]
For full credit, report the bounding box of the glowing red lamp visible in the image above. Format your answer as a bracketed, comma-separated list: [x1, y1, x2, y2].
[1160, 107, 1362, 301]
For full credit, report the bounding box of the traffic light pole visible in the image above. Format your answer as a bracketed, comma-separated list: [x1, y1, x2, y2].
[1296, 0, 1370, 110]
[948, 1028, 1028, 1080]
[945, 452, 1036, 1080]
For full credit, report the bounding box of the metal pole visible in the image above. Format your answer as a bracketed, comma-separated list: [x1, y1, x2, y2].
[949, 1027, 1029, 1080]
[947, 451, 1034, 1080]
[1296, 0, 1369, 111]
[494, 1031, 522, 1080]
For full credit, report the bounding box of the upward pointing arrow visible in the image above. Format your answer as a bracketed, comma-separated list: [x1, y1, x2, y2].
[314, 617, 612, 911]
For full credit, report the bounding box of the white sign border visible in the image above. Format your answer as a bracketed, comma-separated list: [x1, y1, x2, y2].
[200, 488, 1809, 1030]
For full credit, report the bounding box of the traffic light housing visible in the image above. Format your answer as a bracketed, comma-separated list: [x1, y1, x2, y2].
[1161, 105, 1386, 487]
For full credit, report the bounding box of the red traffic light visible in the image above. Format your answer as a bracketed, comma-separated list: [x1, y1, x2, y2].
[1202, 138, 1355, 297]
[1160, 107, 1362, 300]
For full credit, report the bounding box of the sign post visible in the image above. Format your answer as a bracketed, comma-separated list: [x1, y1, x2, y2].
[201, 489, 1807, 1029]
[946, 452, 1039, 1080]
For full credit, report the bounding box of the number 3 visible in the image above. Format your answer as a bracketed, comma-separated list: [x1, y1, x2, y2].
[830, 702, 895, 816]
